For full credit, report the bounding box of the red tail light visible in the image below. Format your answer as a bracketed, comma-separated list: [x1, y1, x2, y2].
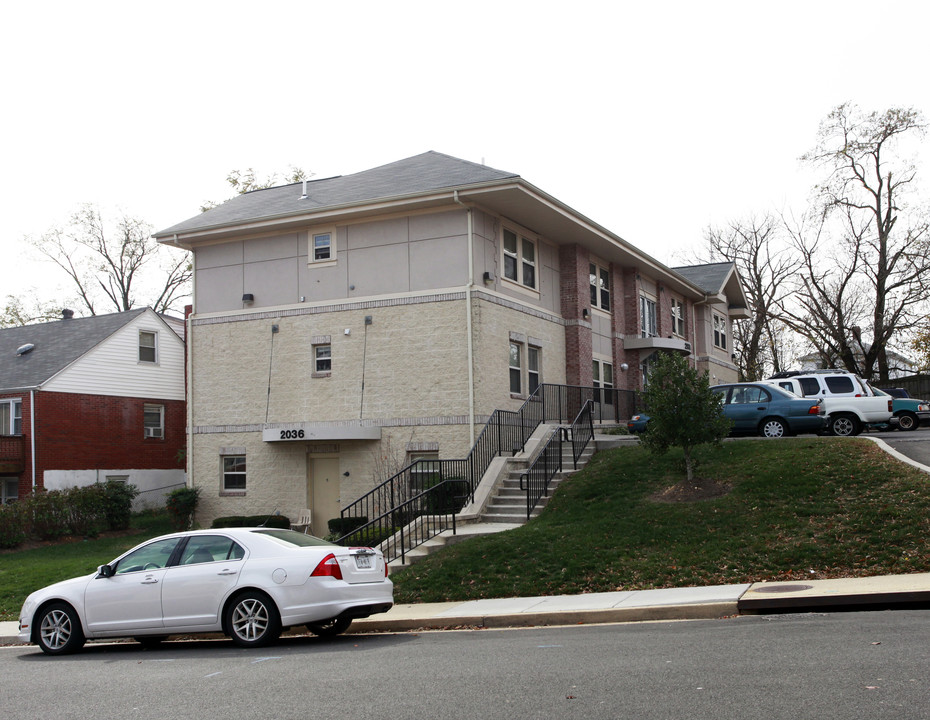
[888, 400, 893, 412]
[310, 553, 343, 580]
[808, 404, 822, 415]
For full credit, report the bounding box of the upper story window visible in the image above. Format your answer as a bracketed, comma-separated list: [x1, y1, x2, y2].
[308, 227, 337, 266]
[713, 313, 728, 350]
[590, 262, 610, 312]
[671, 298, 685, 337]
[0, 399, 22, 435]
[640, 296, 657, 338]
[139, 331, 157, 363]
[502, 228, 536, 290]
[143, 404, 164, 439]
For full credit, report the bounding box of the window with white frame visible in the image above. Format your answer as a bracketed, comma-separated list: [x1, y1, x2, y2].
[592, 359, 614, 405]
[641, 354, 657, 388]
[143, 404, 164, 438]
[527, 346, 541, 395]
[671, 298, 686, 337]
[2, 478, 18, 504]
[139, 331, 157, 363]
[639, 296, 657, 338]
[222, 455, 247, 492]
[309, 229, 336, 263]
[589, 262, 610, 312]
[502, 228, 537, 290]
[0, 399, 22, 435]
[509, 342, 522, 394]
[314, 344, 332, 375]
[713, 313, 728, 350]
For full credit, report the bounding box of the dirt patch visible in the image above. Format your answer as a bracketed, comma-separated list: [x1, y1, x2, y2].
[651, 476, 732, 503]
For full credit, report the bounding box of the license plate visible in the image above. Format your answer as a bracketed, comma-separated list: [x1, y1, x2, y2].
[355, 555, 372, 569]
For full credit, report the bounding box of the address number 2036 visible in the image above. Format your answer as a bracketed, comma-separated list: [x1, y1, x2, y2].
[280, 429, 305, 440]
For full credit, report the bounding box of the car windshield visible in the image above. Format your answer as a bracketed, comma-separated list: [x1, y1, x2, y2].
[251, 528, 336, 548]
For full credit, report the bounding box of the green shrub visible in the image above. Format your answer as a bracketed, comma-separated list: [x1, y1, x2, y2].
[0, 502, 28, 549]
[327, 516, 368, 537]
[211, 514, 291, 529]
[29, 490, 71, 540]
[65, 484, 106, 538]
[100, 480, 139, 530]
[165, 486, 200, 530]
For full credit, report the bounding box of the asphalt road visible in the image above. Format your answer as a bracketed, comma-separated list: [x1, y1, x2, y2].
[3, 610, 928, 720]
[877, 426, 930, 467]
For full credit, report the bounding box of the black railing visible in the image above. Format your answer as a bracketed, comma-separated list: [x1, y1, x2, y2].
[337, 384, 636, 562]
[571, 400, 595, 468]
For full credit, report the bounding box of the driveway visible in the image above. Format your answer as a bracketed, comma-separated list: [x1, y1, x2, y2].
[873, 426, 930, 469]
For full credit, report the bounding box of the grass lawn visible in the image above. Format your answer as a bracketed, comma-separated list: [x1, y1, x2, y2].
[390, 437, 930, 604]
[0, 512, 174, 621]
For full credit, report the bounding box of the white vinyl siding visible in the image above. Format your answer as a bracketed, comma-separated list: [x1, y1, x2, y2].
[41, 310, 185, 400]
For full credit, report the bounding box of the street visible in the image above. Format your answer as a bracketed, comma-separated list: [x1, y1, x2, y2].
[3, 610, 928, 720]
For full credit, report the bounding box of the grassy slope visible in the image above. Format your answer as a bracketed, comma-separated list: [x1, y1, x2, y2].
[390, 438, 930, 603]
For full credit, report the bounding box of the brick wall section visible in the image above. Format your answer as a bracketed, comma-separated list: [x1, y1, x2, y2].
[32, 392, 185, 489]
[559, 244, 592, 386]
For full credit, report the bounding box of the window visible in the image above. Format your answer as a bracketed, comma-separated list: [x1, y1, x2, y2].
[798, 378, 821, 396]
[825, 376, 855, 394]
[139, 331, 157, 363]
[640, 296, 657, 338]
[641, 354, 657, 388]
[527, 346, 541, 395]
[311, 231, 333, 262]
[222, 455, 247, 492]
[314, 345, 332, 374]
[2, 478, 18, 505]
[0, 399, 22, 435]
[143, 404, 164, 439]
[502, 228, 536, 290]
[671, 298, 685, 337]
[592, 359, 614, 404]
[589, 263, 610, 311]
[180, 535, 244, 565]
[713, 313, 728, 350]
[114, 537, 182, 574]
[408, 452, 440, 493]
[509, 342, 522, 394]
[728, 386, 770, 404]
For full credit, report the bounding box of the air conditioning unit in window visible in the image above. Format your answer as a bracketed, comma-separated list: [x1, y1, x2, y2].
[144, 427, 163, 438]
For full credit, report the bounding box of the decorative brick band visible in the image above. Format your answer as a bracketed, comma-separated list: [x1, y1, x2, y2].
[192, 415, 492, 435]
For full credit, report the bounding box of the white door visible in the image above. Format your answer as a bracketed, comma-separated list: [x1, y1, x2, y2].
[308, 457, 340, 537]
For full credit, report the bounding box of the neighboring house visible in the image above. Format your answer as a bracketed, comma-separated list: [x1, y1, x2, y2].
[0, 308, 186, 507]
[798, 348, 918, 380]
[155, 151, 750, 529]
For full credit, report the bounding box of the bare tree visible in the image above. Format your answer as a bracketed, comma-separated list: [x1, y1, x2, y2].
[704, 214, 795, 380]
[200, 166, 310, 212]
[30, 204, 191, 317]
[781, 104, 930, 382]
[0, 294, 62, 328]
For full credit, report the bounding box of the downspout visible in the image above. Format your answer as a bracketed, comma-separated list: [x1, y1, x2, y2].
[453, 191, 476, 446]
[30, 390, 36, 491]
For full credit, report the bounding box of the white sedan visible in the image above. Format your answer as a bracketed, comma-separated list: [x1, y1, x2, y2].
[18, 528, 393, 655]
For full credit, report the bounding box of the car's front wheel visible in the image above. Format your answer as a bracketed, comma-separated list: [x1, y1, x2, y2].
[225, 591, 281, 648]
[36, 602, 85, 655]
[307, 617, 352, 637]
[759, 418, 788, 438]
[829, 414, 861, 437]
[897, 412, 918, 431]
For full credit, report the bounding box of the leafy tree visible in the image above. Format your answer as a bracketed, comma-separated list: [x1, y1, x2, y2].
[29, 205, 191, 317]
[638, 352, 731, 483]
[0, 294, 63, 328]
[200, 166, 309, 212]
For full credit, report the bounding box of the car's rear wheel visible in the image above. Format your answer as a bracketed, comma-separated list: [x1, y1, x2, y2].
[226, 591, 281, 648]
[36, 602, 85, 655]
[307, 617, 352, 637]
[897, 412, 918, 431]
[759, 418, 788, 438]
[829, 414, 861, 437]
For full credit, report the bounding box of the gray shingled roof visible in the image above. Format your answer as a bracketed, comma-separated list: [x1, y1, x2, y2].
[155, 151, 519, 237]
[671, 262, 734, 294]
[0, 309, 147, 391]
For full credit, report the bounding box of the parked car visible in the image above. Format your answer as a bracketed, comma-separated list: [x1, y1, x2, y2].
[764, 370, 892, 436]
[711, 382, 827, 437]
[627, 413, 650, 433]
[874, 387, 930, 431]
[18, 528, 393, 655]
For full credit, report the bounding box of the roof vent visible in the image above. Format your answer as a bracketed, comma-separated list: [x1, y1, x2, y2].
[16, 343, 35, 356]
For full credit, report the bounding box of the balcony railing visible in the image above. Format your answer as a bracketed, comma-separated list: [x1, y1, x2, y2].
[0, 434, 25, 474]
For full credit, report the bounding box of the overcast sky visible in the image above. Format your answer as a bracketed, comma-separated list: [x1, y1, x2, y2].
[4, 0, 929, 313]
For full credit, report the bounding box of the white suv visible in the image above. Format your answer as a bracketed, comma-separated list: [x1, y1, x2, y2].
[764, 370, 893, 436]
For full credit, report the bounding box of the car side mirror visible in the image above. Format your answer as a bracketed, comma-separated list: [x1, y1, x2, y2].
[97, 564, 115, 578]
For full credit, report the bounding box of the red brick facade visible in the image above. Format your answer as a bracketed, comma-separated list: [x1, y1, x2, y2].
[2, 391, 185, 499]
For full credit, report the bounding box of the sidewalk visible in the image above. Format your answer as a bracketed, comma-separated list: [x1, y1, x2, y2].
[3, 573, 929, 646]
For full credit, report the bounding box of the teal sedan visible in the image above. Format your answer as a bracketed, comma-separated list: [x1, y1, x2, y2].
[711, 383, 828, 437]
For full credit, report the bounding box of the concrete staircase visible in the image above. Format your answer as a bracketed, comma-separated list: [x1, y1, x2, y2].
[387, 430, 603, 568]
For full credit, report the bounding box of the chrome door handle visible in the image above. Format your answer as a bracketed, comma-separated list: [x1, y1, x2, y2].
[217, 570, 238, 576]
[141, 578, 159, 584]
